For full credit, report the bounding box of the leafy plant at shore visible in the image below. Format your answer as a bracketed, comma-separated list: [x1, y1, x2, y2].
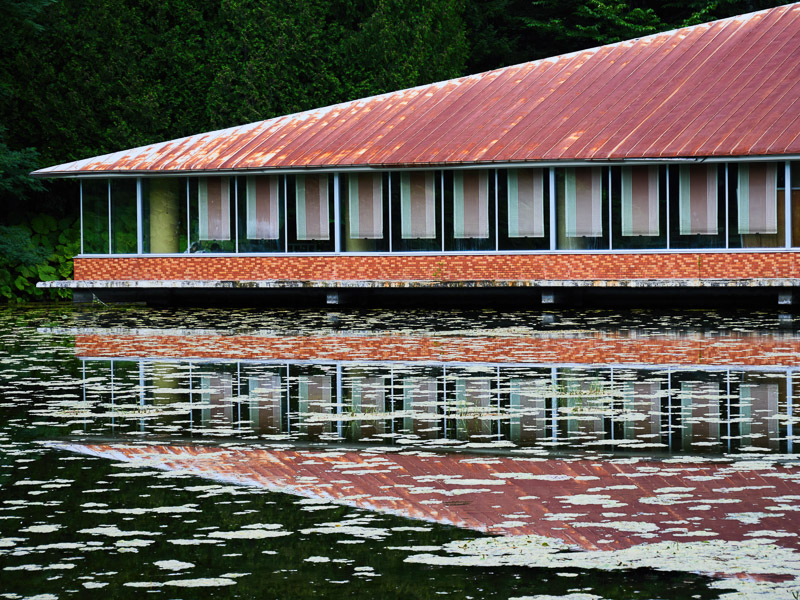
[0, 215, 78, 302]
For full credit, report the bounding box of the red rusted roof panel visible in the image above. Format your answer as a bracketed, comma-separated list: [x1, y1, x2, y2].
[34, 3, 800, 177]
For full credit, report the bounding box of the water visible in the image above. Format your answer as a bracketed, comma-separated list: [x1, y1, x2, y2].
[1, 305, 799, 599]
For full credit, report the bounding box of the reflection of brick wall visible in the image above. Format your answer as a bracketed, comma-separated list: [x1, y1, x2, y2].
[73, 252, 800, 282]
[74, 334, 800, 366]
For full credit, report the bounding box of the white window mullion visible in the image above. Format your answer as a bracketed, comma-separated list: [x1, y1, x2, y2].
[79, 180, 84, 255]
[494, 170, 499, 252]
[549, 168, 556, 250]
[136, 178, 143, 255]
[186, 179, 190, 250]
[388, 173, 393, 253]
[234, 177, 239, 253]
[334, 173, 341, 253]
[107, 179, 111, 254]
[786, 161, 792, 249]
[666, 166, 671, 249]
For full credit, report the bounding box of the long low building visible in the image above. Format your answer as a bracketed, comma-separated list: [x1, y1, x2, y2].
[33, 4, 800, 305]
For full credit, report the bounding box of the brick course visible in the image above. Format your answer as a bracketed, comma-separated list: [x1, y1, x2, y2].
[73, 252, 800, 282]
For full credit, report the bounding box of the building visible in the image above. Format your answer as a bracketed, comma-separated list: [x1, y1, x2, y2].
[33, 4, 800, 305]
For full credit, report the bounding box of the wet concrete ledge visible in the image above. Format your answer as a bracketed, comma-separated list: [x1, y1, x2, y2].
[38, 278, 800, 290]
[37, 278, 800, 308]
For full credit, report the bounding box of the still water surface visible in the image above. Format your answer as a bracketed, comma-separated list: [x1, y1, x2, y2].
[1, 306, 799, 598]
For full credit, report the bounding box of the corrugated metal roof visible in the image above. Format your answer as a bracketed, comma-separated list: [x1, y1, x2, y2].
[34, 3, 800, 177]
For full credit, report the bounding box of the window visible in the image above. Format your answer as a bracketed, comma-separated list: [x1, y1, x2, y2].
[110, 179, 138, 254]
[189, 177, 235, 252]
[81, 179, 109, 254]
[611, 166, 667, 249]
[287, 174, 334, 252]
[238, 175, 284, 252]
[453, 171, 489, 239]
[446, 170, 495, 251]
[401, 171, 436, 239]
[679, 165, 719, 235]
[391, 171, 442, 251]
[622, 166, 659, 236]
[341, 172, 389, 252]
[556, 167, 609, 249]
[668, 164, 725, 249]
[199, 177, 231, 241]
[498, 168, 550, 250]
[728, 162, 783, 248]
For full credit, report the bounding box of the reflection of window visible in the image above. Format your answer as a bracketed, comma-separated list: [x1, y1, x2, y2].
[508, 169, 545, 238]
[348, 173, 383, 239]
[403, 377, 438, 436]
[350, 377, 385, 412]
[565, 167, 603, 237]
[296, 175, 329, 241]
[246, 176, 280, 240]
[737, 163, 778, 234]
[199, 177, 231, 240]
[679, 165, 718, 235]
[739, 383, 779, 446]
[621, 166, 659, 236]
[680, 381, 720, 448]
[509, 378, 547, 442]
[248, 375, 282, 431]
[400, 172, 436, 239]
[298, 375, 331, 412]
[454, 171, 489, 239]
[622, 381, 661, 438]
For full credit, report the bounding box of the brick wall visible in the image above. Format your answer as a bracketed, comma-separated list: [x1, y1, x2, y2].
[73, 252, 800, 282]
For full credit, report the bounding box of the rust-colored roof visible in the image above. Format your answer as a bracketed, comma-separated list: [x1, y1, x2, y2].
[34, 4, 800, 177]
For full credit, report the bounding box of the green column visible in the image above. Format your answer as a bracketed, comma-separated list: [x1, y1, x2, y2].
[149, 178, 180, 253]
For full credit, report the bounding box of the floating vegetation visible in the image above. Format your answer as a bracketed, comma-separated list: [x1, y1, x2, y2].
[0, 305, 799, 598]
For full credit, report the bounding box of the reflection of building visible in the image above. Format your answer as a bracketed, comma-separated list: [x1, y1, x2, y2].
[78, 357, 795, 454]
[55, 442, 800, 568]
[68, 325, 799, 452]
[34, 5, 800, 303]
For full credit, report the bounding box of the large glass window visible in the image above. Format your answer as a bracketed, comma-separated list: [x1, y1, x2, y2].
[188, 177, 235, 253]
[391, 170, 442, 251]
[611, 165, 667, 249]
[81, 179, 109, 254]
[790, 162, 800, 247]
[286, 174, 334, 252]
[727, 162, 783, 248]
[668, 164, 725, 249]
[237, 175, 285, 252]
[444, 170, 495, 251]
[142, 177, 188, 254]
[110, 179, 138, 254]
[341, 172, 389, 252]
[556, 167, 610, 250]
[498, 168, 550, 251]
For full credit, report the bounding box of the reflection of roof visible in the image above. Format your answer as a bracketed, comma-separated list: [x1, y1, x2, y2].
[57, 443, 800, 561]
[74, 332, 800, 367]
[35, 4, 800, 177]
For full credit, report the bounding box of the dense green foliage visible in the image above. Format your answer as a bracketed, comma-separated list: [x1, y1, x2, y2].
[0, 0, 789, 300]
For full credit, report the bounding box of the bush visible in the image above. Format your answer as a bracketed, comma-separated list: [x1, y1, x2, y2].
[0, 216, 79, 302]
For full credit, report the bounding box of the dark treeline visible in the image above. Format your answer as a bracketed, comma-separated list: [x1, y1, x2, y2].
[0, 0, 786, 300]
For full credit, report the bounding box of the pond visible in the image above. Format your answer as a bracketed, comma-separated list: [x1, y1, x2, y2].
[1, 305, 799, 599]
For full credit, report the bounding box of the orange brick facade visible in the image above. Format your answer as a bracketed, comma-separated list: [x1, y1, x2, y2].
[73, 251, 800, 282]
